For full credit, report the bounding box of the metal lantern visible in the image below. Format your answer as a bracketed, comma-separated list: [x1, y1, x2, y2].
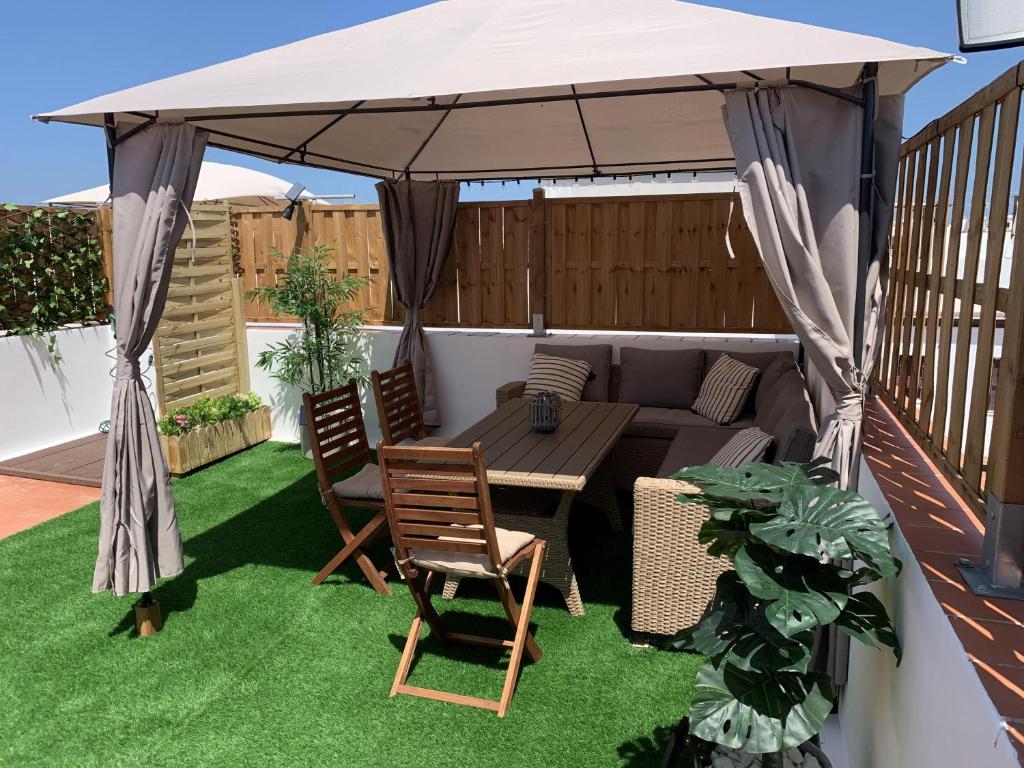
[530, 391, 562, 433]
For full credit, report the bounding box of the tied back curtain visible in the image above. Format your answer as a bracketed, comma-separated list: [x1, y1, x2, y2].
[375, 179, 460, 426]
[724, 86, 903, 688]
[93, 123, 207, 596]
[723, 86, 898, 490]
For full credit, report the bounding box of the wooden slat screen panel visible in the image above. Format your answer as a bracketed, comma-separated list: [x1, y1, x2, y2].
[873, 62, 1024, 517]
[152, 204, 250, 413]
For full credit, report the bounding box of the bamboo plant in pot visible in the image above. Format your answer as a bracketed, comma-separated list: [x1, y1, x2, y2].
[661, 459, 902, 768]
[246, 245, 368, 457]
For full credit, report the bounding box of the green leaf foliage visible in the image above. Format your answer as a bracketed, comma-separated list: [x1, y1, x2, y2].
[157, 392, 262, 436]
[0, 205, 110, 365]
[688, 663, 833, 753]
[667, 460, 902, 756]
[673, 460, 837, 504]
[245, 245, 368, 395]
[734, 545, 849, 638]
[671, 573, 815, 674]
[834, 591, 903, 663]
[750, 484, 900, 578]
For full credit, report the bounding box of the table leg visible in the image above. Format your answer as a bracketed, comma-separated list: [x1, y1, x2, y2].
[580, 471, 624, 532]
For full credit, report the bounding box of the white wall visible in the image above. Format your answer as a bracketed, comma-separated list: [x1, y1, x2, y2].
[246, 324, 798, 445]
[0, 325, 116, 461]
[839, 462, 1019, 768]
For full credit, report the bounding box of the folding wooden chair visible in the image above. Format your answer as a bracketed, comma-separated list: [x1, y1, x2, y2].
[304, 381, 392, 594]
[378, 442, 545, 717]
[371, 360, 447, 447]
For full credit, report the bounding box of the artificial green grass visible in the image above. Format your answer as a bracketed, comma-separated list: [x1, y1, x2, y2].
[0, 442, 700, 767]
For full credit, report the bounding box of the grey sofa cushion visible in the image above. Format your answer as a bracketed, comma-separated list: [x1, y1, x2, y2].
[534, 343, 612, 402]
[754, 355, 800, 415]
[626, 407, 754, 439]
[656, 427, 738, 477]
[706, 349, 795, 373]
[617, 347, 704, 409]
[755, 369, 817, 462]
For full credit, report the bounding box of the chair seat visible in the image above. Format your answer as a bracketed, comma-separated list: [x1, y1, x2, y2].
[410, 526, 535, 578]
[332, 463, 384, 501]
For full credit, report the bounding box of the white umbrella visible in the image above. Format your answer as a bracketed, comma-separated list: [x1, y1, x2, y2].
[34, 0, 950, 182]
[44, 160, 325, 206]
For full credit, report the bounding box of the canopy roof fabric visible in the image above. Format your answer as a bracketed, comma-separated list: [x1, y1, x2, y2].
[34, 0, 950, 181]
[45, 161, 322, 206]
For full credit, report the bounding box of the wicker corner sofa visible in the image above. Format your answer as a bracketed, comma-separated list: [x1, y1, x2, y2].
[496, 341, 818, 638]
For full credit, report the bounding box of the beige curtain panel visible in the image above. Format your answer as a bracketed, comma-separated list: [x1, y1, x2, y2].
[93, 123, 207, 596]
[724, 86, 904, 687]
[375, 179, 460, 427]
[725, 86, 865, 490]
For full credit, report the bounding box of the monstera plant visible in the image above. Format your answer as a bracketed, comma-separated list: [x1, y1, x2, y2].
[666, 459, 901, 767]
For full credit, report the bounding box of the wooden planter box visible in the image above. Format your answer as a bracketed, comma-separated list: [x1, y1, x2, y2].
[160, 406, 272, 476]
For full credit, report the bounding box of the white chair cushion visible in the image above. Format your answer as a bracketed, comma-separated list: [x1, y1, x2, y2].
[410, 526, 535, 579]
[331, 463, 384, 501]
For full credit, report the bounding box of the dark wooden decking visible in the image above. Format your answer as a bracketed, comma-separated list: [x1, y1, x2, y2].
[0, 434, 106, 488]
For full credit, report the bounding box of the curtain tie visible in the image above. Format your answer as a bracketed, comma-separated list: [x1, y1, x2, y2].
[115, 358, 142, 382]
[834, 390, 864, 423]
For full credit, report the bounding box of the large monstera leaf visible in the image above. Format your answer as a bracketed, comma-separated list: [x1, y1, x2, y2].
[734, 545, 849, 638]
[673, 573, 815, 673]
[750, 485, 900, 578]
[674, 460, 837, 505]
[834, 591, 902, 663]
[688, 663, 834, 753]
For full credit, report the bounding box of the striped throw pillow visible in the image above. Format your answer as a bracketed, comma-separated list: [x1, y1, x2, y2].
[523, 353, 591, 401]
[711, 427, 775, 468]
[693, 354, 760, 424]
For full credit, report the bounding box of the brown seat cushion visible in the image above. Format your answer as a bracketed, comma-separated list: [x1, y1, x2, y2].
[625, 407, 754, 439]
[533, 343, 612, 402]
[409, 526, 535, 579]
[617, 347, 704, 409]
[656, 427, 738, 477]
[332, 463, 384, 501]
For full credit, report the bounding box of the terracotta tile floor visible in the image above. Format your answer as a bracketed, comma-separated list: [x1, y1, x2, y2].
[0, 475, 99, 539]
[865, 399, 1024, 763]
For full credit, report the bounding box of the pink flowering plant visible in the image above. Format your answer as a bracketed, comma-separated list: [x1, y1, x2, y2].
[157, 392, 262, 437]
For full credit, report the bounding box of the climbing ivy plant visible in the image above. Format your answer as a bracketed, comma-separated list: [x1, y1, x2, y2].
[0, 204, 110, 364]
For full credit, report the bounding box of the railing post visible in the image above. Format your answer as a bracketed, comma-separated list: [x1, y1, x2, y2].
[958, 171, 1024, 599]
[529, 186, 547, 332]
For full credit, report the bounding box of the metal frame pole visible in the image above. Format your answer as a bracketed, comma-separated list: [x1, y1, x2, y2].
[853, 63, 878, 370]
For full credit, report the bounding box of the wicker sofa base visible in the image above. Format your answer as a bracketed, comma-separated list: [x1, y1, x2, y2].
[631, 476, 729, 636]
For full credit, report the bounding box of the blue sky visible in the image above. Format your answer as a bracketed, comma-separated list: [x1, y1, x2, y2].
[2, 0, 1021, 205]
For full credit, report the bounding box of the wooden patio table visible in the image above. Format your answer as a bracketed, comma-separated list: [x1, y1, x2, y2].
[444, 397, 638, 615]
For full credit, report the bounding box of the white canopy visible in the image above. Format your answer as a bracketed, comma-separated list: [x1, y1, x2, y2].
[34, 0, 950, 181]
[44, 160, 323, 206]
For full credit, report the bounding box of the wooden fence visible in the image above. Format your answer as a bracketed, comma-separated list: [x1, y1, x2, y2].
[234, 204, 391, 323]
[873, 62, 1024, 516]
[233, 191, 790, 333]
[151, 204, 250, 413]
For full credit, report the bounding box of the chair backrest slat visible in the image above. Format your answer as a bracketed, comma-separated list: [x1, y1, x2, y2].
[379, 443, 501, 570]
[304, 381, 372, 493]
[372, 360, 428, 445]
